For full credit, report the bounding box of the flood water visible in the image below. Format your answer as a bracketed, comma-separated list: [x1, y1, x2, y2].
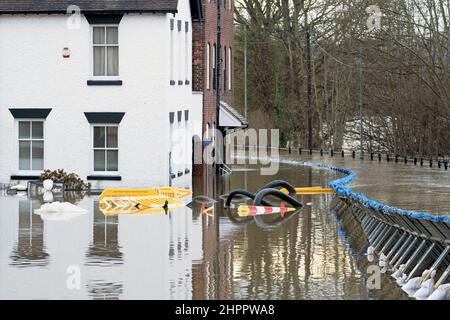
[1, 152, 446, 299]
[283, 152, 450, 215]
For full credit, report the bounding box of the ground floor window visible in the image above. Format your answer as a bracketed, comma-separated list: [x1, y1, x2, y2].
[93, 125, 119, 172]
[18, 121, 44, 171]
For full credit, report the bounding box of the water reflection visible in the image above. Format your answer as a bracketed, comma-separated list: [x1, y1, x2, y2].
[188, 165, 369, 300]
[0, 161, 403, 299]
[87, 280, 123, 300]
[85, 202, 123, 267]
[9, 200, 49, 268]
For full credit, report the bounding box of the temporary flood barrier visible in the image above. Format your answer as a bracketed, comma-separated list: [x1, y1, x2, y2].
[245, 156, 450, 299]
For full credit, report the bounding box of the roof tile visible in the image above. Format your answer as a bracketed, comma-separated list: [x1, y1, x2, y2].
[0, 0, 178, 14]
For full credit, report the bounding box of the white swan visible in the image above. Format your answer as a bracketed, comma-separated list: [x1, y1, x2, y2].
[402, 269, 431, 294]
[414, 270, 436, 299]
[427, 283, 450, 300]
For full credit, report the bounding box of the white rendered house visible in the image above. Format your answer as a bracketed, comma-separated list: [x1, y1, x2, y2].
[0, 0, 203, 188]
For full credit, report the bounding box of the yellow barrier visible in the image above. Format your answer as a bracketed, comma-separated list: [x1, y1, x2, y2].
[280, 187, 335, 195]
[99, 187, 192, 201]
[98, 187, 192, 216]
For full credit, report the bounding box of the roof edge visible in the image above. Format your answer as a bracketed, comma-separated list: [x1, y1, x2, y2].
[0, 9, 178, 15]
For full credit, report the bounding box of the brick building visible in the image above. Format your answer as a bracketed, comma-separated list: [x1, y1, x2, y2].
[192, 0, 247, 176]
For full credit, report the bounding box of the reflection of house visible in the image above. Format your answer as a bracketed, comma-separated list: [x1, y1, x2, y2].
[9, 200, 49, 268]
[0, 0, 202, 188]
[191, 176, 235, 299]
[85, 202, 123, 266]
[87, 281, 123, 300]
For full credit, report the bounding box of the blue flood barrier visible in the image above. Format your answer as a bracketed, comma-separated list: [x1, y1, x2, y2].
[259, 157, 450, 224]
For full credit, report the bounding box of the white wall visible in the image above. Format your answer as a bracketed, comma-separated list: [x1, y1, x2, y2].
[0, 1, 202, 188]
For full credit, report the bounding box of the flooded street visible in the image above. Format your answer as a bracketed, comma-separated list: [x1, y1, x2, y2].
[1, 152, 447, 299]
[283, 152, 450, 215]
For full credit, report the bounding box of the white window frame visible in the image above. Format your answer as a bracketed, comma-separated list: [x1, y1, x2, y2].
[170, 20, 174, 82]
[185, 21, 189, 83]
[16, 119, 45, 175]
[228, 47, 232, 91]
[90, 25, 120, 80]
[212, 44, 216, 90]
[206, 43, 210, 90]
[91, 124, 120, 175]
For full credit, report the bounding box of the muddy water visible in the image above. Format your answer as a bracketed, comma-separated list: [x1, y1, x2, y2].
[1, 152, 436, 299]
[279, 152, 450, 215]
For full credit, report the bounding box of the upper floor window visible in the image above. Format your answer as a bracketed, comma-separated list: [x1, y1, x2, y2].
[224, 46, 227, 92]
[206, 43, 210, 90]
[228, 47, 232, 90]
[212, 44, 216, 90]
[18, 120, 44, 171]
[92, 26, 119, 77]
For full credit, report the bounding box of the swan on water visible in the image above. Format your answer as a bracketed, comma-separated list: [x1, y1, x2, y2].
[414, 270, 436, 299]
[427, 284, 450, 300]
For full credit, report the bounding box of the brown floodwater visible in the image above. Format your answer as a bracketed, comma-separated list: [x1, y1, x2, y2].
[282, 152, 450, 215]
[1, 152, 446, 299]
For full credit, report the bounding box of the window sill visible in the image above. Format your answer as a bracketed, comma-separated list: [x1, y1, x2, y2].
[87, 175, 122, 181]
[87, 80, 123, 86]
[11, 175, 41, 180]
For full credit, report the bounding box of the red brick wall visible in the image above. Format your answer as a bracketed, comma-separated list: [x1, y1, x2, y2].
[192, 21, 204, 92]
[192, 0, 234, 175]
[192, 0, 235, 132]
